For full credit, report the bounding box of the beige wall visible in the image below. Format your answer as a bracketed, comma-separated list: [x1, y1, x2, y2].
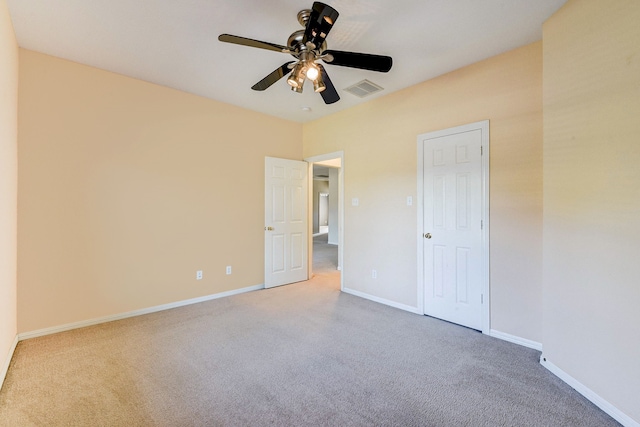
[17, 49, 302, 333]
[304, 42, 543, 342]
[542, 0, 640, 422]
[0, 0, 18, 379]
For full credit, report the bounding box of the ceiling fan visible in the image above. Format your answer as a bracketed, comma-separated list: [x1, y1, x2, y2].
[218, 2, 393, 104]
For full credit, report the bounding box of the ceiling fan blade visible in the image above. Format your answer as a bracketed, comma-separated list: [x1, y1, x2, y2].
[319, 65, 340, 104]
[323, 50, 393, 73]
[304, 2, 339, 49]
[252, 62, 296, 91]
[218, 34, 290, 53]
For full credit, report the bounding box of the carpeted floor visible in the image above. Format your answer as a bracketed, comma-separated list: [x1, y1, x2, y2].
[313, 233, 339, 278]
[0, 272, 618, 426]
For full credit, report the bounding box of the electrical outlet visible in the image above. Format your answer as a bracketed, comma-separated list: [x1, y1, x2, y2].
[372, 270, 377, 279]
[226, 266, 232, 275]
[196, 270, 203, 280]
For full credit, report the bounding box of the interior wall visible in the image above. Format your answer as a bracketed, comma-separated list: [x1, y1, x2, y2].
[319, 194, 329, 228]
[304, 42, 543, 342]
[17, 49, 302, 333]
[0, 0, 18, 380]
[542, 0, 640, 422]
[328, 168, 339, 245]
[312, 179, 329, 234]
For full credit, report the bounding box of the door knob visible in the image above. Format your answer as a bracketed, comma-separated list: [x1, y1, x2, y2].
[424, 233, 432, 239]
[265, 226, 274, 231]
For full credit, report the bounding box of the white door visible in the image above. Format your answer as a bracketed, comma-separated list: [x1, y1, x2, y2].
[265, 157, 308, 288]
[419, 122, 487, 330]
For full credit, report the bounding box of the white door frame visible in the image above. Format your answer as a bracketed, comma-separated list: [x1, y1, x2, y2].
[417, 121, 490, 334]
[305, 151, 344, 291]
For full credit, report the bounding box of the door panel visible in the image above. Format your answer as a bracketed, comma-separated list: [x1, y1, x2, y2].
[291, 186, 304, 222]
[272, 185, 285, 223]
[422, 129, 483, 330]
[456, 247, 470, 303]
[433, 245, 445, 298]
[271, 234, 285, 273]
[265, 157, 308, 288]
[290, 233, 304, 270]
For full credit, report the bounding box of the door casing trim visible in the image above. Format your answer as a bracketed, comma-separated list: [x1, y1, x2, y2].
[305, 151, 345, 291]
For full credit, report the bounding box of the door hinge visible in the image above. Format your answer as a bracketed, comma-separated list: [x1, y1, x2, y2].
[481, 146, 483, 155]
[481, 294, 484, 304]
[481, 220, 483, 230]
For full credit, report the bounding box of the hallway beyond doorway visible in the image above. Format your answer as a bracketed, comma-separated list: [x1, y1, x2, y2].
[312, 233, 340, 290]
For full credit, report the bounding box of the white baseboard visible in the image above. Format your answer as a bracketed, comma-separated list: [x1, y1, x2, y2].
[342, 287, 422, 315]
[489, 329, 543, 351]
[18, 284, 265, 341]
[540, 356, 639, 427]
[1, 335, 19, 391]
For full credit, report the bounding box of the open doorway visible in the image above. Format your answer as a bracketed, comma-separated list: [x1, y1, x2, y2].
[306, 152, 343, 291]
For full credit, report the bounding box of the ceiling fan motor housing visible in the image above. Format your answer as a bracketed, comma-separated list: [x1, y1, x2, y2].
[297, 9, 311, 27]
[287, 30, 306, 54]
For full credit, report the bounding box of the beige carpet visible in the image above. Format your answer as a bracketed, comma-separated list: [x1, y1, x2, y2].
[0, 273, 618, 426]
[312, 233, 339, 277]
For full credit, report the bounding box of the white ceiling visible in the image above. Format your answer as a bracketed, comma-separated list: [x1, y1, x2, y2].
[7, 0, 566, 123]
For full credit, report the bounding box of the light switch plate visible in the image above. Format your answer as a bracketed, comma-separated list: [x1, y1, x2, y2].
[352, 197, 359, 207]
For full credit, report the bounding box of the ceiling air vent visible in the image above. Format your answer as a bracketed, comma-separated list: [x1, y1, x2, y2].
[344, 79, 384, 98]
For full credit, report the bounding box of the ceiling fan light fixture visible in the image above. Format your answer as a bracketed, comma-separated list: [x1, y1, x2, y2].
[313, 74, 326, 93]
[287, 62, 305, 88]
[295, 72, 306, 89]
[305, 63, 319, 80]
[291, 85, 303, 93]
